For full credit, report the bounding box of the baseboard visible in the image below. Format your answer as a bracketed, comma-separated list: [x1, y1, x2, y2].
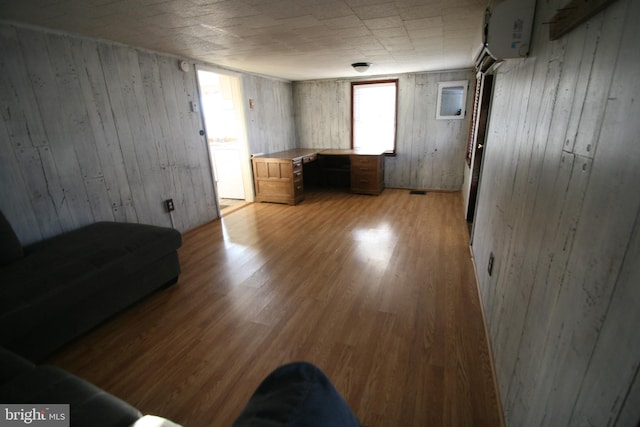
[469, 244, 506, 427]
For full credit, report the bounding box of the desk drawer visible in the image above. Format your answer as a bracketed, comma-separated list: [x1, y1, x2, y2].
[352, 164, 378, 174]
[293, 160, 304, 197]
[352, 170, 378, 185]
[351, 155, 384, 195]
[303, 153, 317, 164]
[294, 180, 304, 197]
[256, 180, 291, 196]
[350, 155, 379, 169]
[293, 168, 303, 180]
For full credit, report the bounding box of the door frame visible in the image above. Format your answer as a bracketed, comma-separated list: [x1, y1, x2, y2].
[195, 65, 255, 217]
[466, 72, 494, 222]
[468, 71, 496, 244]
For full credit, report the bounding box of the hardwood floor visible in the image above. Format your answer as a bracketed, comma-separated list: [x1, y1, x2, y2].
[49, 189, 503, 427]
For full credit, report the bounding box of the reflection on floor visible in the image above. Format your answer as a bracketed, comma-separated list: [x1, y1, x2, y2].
[219, 198, 249, 216]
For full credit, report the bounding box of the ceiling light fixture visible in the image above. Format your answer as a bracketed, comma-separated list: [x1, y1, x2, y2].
[351, 62, 371, 73]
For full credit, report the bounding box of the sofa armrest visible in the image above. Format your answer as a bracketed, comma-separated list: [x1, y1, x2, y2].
[0, 346, 34, 384]
[0, 365, 142, 427]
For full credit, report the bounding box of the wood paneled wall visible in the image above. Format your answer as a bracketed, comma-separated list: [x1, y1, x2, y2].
[243, 75, 296, 156]
[0, 23, 296, 245]
[293, 70, 474, 190]
[471, 0, 640, 425]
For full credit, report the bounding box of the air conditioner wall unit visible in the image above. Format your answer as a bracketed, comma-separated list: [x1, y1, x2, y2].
[483, 0, 536, 61]
[473, 45, 497, 73]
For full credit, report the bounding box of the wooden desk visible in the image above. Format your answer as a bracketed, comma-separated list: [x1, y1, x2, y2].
[252, 149, 385, 205]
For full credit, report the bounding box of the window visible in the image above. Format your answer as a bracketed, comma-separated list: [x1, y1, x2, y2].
[351, 80, 398, 155]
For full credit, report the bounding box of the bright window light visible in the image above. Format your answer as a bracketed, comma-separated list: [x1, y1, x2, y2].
[352, 80, 398, 154]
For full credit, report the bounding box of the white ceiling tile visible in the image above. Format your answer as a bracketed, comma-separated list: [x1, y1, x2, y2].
[273, 15, 321, 30]
[321, 15, 365, 30]
[362, 16, 404, 30]
[404, 16, 443, 30]
[252, 0, 313, 19]
[1, 0, 482, 80]
[352, 3, 399, 20]
[371, 26, 408, 38]
[310, 1, 353, 20]
[344, 0, 392, 7]
[188, 0, 230, 5]
[332, 26, 373, 38]
[393, 0, 435, 6]
[397, 5, 443, 20]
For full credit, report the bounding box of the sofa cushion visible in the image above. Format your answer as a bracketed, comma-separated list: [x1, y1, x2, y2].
[0, 210, 23, 266]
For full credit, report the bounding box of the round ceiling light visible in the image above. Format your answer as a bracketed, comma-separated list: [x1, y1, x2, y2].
[351, 62, 371, 73]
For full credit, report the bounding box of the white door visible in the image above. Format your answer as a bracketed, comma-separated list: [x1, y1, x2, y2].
[211, 143, 245, 199]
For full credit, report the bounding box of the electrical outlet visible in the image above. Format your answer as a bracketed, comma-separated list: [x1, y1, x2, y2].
[488, 252, 495, 277]
[165, 199, 175, 212]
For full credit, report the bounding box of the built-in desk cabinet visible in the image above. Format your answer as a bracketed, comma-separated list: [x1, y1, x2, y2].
[350, 154, 384, 195]
[252, 149, 317, 205]
[252, 149, 384, 205]
[252, 157, 303, 205]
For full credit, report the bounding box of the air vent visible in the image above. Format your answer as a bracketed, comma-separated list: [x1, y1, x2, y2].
[409, 190, 427, 195]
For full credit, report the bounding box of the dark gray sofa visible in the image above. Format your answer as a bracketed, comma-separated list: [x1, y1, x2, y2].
[0, 211, 182, 362]
[0, 345, 142, 427]
[0, 346, 185, 427]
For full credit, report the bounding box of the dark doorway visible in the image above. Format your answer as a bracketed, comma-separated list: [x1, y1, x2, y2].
[466, 73, 494, 223]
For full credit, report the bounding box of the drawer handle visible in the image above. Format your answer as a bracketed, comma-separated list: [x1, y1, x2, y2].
[359, 167, 370, 171]
[359, 179, 369, 183]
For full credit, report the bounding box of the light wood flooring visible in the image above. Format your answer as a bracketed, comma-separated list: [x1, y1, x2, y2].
[49, 188, 503, 427]
[218, 198, 249, 216]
